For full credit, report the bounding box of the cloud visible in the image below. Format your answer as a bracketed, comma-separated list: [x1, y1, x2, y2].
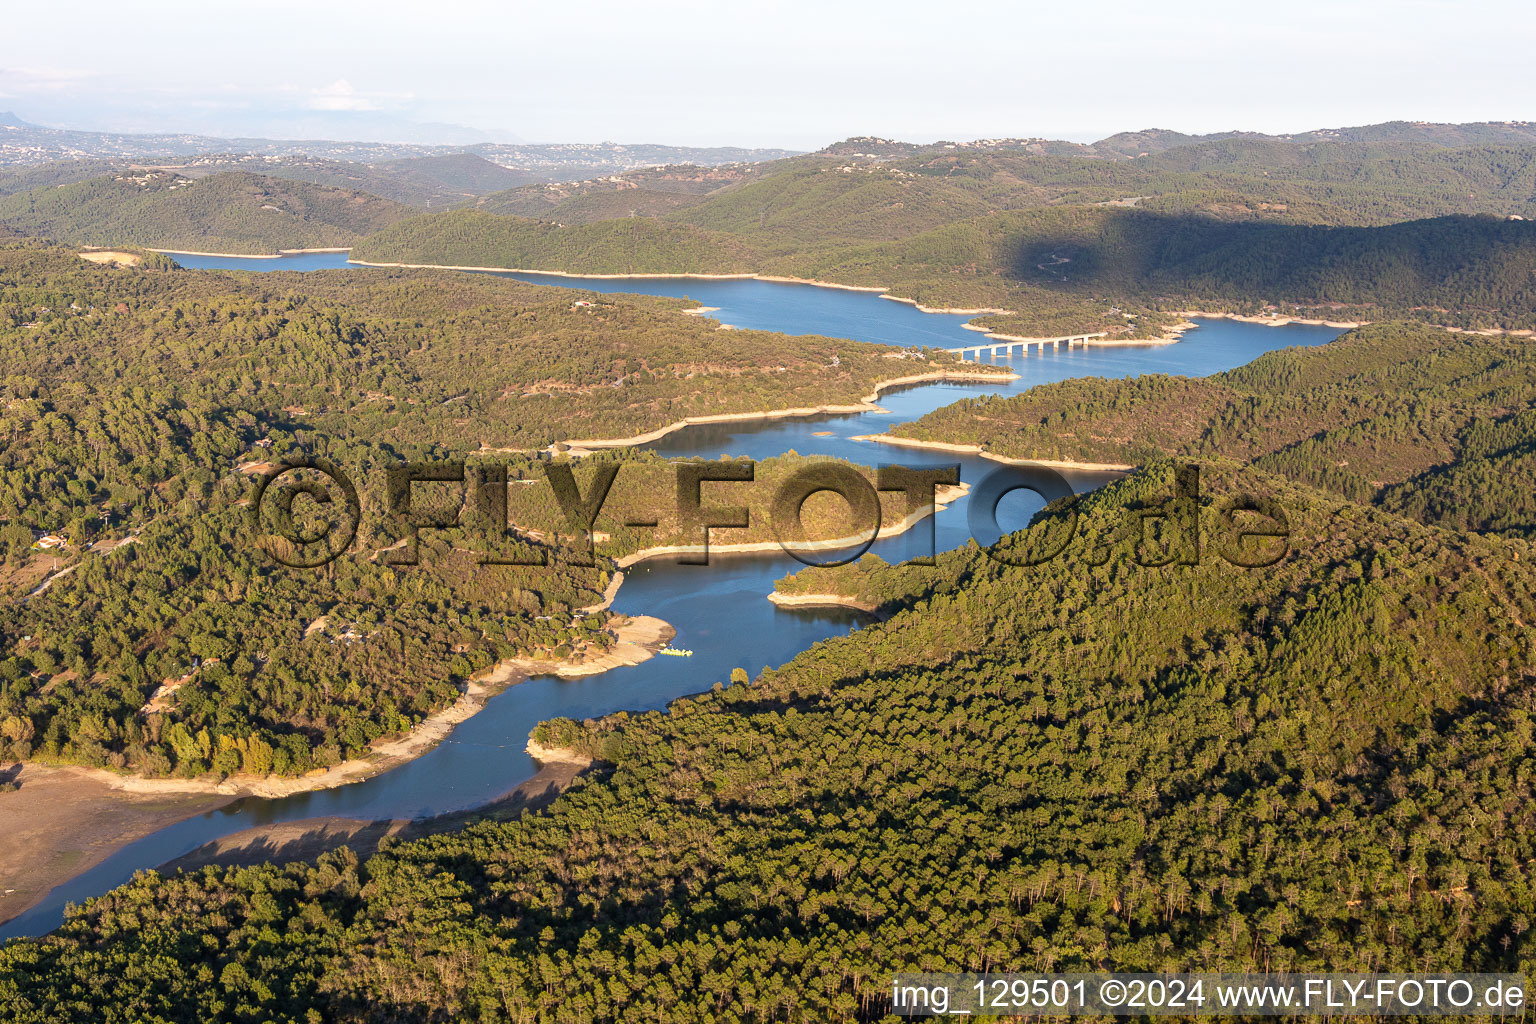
[306, 79, 414, 112]
[0, 66, 99, 94]
[308, 79, 375, 111]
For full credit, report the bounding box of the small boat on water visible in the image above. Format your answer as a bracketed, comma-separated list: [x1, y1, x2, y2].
[658, 647, 692, 657]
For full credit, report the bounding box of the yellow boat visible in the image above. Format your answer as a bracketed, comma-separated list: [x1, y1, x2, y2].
[658, 647, 692, 657]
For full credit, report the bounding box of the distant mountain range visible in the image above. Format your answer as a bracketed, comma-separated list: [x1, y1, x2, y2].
[10, 113, 1536, 295]
[0, 111, 801, 179]
[820, 121, 1536, 161]
[14, 111, 1536, 178]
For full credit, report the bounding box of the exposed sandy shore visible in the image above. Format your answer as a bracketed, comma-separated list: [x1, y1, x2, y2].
[0, 762, 233, 926]
[557, 370, 1015, 452]
[1, 613, 672, 927]
[352, 261, 762, 279]
[579, 571, 626, 613]
[1179, 311, 1536, 340]
[879, 294, 1013, 315]
[1177, 310, 1366, 330]
[752, 275, 885, 292]
[850, 432, 1134, 472]
[518, 614, 674, 678]
[78, 250, 143, 267]
[1445, 326, 1536, 337]
[524, 740, 595, 766]
[612, 481, 969, 567]
[766, 591, 879, 612]
[952, 310, 1365, 351]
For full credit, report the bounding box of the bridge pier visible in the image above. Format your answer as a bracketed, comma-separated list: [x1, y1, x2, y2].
[948, 332, 1105, 361]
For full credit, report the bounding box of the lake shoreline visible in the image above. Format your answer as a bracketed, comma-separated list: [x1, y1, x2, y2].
[154, 758, 592, 882]
[766, 591, 879, 613]
[611, 481, 969, 568]
[1176, 310, 1366, 331]
[557, 369, 1017, 452]
[850, 432, 1135, 472]
[0, 763, 234, 929]
[158, 256, 1522, 344]
[5, 615, 673, 803]
[347, 257, 1015, 315]
[960, 319, 1198, 347]
[1, 361, 999, 935]
[153, 246, 354, 259]
[0, 614, 672, 929]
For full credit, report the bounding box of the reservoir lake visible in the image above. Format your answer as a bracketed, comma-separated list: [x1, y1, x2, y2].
[0, 252, 1343, 938]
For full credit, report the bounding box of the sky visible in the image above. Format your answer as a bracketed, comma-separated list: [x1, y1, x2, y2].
[2, 0, 1533, 150]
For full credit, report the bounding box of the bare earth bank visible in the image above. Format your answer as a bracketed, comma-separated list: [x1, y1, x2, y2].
[0, 614, 673, 927]
[0, 763, 232, 926]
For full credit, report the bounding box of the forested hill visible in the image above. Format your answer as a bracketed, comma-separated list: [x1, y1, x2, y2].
[889, 321, 1536, 534]
[377, 152, 536, 193]
[352, 209, 761, 274]
[472, 163, 765, 224]
[976, 209, 1536, 318]
[5, 454, 1536, 1018]
[797, 207, 1536, 329]
[0, 242, 978, 532]
[813, 122, 1536, 161]
[352, 205, 1536, 330]
[348, 135, 1536, 332]
[0, 243, 998, 785]
[364, 136, 1536, 240]
[148, 153, 544, 209]
[1088, 120, 1536, 156]
[0, 171, 411, 254]
[0, 160, 128, 198]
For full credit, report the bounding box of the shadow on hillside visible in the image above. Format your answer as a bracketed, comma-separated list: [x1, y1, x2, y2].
[998, 209, 1534, 305]
[160, 764, 588, 874]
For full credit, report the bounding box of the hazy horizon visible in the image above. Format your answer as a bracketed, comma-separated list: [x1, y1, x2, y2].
[4, 0, 1532, 150]
[8, 105, 1536, 154]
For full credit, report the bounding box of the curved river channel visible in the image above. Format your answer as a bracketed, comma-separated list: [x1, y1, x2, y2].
[0, 253, 1344, 938]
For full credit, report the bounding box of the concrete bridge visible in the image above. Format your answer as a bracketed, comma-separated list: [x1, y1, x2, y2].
[947, 332, 1106, 360]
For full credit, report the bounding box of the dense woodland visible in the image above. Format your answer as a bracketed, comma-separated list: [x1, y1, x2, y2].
[9, 130, 1536, 332]
[350, 137, 1536, 334]
[475, 164, 754, 223]
[0, 172, 410, 254]
[502, 450, 940, 563]
[4, 452, 1535, 1020]
[7, 127, 1536, 1021]
[0, 243, 980, 779]
[891, 321, 1536, 537]
[0, 242, 959, 535]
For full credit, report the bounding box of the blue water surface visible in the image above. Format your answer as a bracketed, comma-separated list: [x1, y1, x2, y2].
[0, 253, 1343, 939]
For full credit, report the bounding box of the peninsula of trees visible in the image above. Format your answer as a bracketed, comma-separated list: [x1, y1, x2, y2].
[0, 243, 997, 780]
